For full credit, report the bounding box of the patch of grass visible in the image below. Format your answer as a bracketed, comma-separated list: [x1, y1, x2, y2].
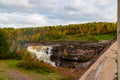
[0, 59, 20, 69]
[50, 35, 97, 41]
[93, 34, 115, 40]
[50, 33, 115, 41]
[0, 59, 68, 80]
[0, 78, 4, 80]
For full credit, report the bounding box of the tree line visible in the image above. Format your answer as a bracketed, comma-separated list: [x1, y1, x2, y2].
[0, 22, 116, 53]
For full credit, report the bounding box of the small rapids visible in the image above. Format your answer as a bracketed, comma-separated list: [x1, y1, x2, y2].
[27, 46, 56, 66]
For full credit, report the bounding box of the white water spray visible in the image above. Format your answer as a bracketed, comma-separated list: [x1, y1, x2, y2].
[27, 46, 56, 66]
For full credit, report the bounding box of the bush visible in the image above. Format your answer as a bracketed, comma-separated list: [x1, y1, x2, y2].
[17, 50, 57, 73]
[7, 51, 21, 59]
[17, 50, 75, 80]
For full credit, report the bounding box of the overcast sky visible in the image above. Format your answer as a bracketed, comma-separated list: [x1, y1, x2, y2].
[0, 0, 117, 28]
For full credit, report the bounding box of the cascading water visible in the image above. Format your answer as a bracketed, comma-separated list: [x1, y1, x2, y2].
[27, 46, 56, 66]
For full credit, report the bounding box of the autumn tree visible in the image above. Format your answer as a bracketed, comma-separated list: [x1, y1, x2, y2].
[0, 29, 10, 58]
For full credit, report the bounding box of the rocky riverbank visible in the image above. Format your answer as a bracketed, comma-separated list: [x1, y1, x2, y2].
[50, 41, 110, 68]
[26, 40, 111, 69]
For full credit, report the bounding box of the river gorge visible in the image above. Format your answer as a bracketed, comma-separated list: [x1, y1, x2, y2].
[26, 40, 111, 70]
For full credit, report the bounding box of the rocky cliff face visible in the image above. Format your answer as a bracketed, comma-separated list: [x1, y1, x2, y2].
[51, 41, 110, 68]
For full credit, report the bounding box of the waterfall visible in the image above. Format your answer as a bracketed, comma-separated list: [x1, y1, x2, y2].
[27, 46, 56, 66]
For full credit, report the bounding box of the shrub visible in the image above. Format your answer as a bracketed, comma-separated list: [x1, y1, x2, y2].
[17, 50, 57, 73]
[17, 50, 75, 80]
[7, 50, 21, 59]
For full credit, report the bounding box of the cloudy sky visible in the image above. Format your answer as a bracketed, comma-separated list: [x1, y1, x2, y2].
[0, 0, 117, 28]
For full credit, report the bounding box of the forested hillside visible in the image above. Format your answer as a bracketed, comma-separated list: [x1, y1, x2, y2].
[1, 22, 116, 51]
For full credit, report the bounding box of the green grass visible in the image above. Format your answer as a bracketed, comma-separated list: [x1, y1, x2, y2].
[51, 33, 115, 41]
[93, 34, 115, 40]
[0, 78, 4, 80]
[0, 59, 20, 69]
[0, 59, 67, 80]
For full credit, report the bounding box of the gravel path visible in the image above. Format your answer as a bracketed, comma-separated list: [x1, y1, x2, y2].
[5, 69, 39, 80]
[6, 70, 30, 80]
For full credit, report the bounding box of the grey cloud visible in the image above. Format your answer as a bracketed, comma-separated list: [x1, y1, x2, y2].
[0, 0, 117, 28]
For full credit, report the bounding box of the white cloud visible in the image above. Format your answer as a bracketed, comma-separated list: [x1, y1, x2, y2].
[0, 12, 47, 25]
[0, 0, 33, 8]
[95, 0, 110, 6]
[0, 0, 117, 28]
[100, 5, 117, 21]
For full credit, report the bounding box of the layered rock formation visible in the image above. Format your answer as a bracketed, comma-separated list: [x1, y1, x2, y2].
[51, 41, 110, 68]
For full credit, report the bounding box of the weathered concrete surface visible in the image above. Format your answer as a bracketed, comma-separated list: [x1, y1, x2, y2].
[118, 0, 120, 79]
[79, 41, 117, 80]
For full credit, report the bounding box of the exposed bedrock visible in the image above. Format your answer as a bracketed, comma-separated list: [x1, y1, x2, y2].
[51, 41, 110, 68]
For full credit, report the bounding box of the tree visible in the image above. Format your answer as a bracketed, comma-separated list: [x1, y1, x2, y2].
[0, 29, 10, 58]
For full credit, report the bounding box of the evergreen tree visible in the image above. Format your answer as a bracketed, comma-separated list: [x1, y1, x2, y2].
[0, 29, 10, 58]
